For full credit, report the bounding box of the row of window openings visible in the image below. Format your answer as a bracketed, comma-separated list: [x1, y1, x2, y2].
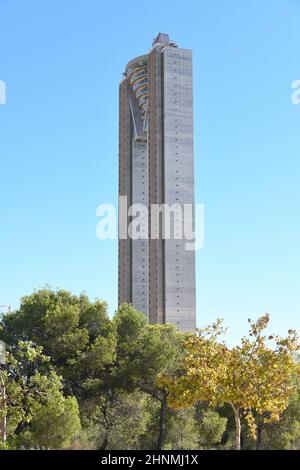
[140, 244, 181, 253]
[135, 184, 180, 195]
[137, 289, 181, 299]
[139, 254, 181, 262]
[138, 273, 182, 282]
[139, 302, 181, 308]
[138, 274, 182, 283]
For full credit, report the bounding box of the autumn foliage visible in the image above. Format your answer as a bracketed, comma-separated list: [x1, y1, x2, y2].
[157, 315, 299, 450]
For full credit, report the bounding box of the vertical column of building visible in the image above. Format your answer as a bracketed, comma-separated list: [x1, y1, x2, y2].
[148, 46, 165, 324]
[131, 137, 149, 316]
[162, 47, 196, 331]
[118, 79, 132, 305]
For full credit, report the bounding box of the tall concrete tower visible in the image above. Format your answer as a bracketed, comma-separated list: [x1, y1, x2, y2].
[119, 33, 196, 331]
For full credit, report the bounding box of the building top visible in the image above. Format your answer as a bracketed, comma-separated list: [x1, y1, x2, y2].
[152, 32, 177, 48]
[123, 33, 177, 74]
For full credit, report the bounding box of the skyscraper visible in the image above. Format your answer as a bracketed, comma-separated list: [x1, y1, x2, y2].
[119, 33, 196, 331]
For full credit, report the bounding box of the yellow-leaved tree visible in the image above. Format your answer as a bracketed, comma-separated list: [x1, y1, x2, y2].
[157, 315, 299, 450]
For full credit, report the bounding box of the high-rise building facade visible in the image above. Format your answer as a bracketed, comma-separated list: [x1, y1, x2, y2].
[119, 33, 196, 331]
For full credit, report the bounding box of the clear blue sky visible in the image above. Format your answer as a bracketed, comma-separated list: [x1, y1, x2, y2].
[0, 0, 299, 344]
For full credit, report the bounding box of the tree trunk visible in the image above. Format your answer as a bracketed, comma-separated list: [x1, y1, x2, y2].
[157, 395, 167, 450]
[267, 424, 275, 450]
[0, 377, 7, 444]
[256, 421, 264, 450]
[99, 432, 109, 450]
[231, 404, 241, 450]
[240, 430, 244, 450]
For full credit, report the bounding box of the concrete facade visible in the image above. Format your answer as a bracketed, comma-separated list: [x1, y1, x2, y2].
[119, 33, 196, 331]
